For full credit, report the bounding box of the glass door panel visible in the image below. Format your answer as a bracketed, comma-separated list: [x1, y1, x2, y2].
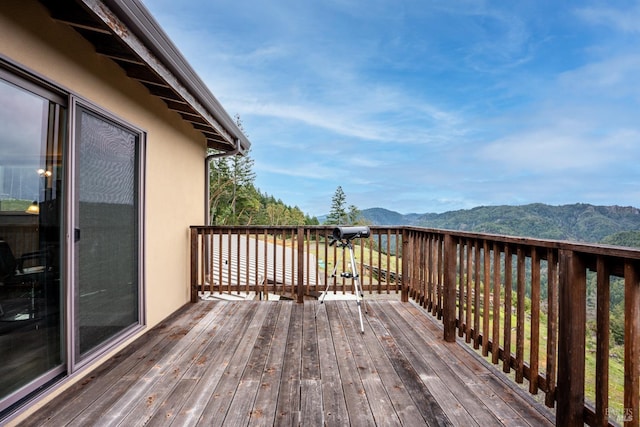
[0, 77, 64, 407]
[74, 107, 140, 360]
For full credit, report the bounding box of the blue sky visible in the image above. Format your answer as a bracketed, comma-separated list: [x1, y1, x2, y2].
[142, 0, 640, 216]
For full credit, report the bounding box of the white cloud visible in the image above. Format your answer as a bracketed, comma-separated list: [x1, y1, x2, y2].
[576, 3, 640, 34]
[143, 0, 640, 214]
[556, 54, 640, 102]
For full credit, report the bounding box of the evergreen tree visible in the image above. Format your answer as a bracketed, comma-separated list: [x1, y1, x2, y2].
[326, 186, 348, 224]
[347, 204, 362, 224]
[305, 214, 320, 225]
[207, 113, 317, 226]
[209, 156, 233, 225]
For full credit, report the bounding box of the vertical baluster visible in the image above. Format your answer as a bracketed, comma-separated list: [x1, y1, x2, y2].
[244, 229, 250, 294]
[205, 228, 211, 296]
[286, 228, 290, 296]
[377, 231, 382, 295]
[545, 248, 558, 407]
[431, 234, 440, 318]
[333, 232, 341, 294]
[263, 229, 268, 295]
[492, 242, 501, 365]
[236, 231, 241, 295]
[272, 229, 277, 295]
[369, 230, 375, 296]
[254, 230, 260, 298]
[595, 256, 610, 424]
[297, 227, 304, 303]
[196, 229, 209, 294]
[190, 228, 198, 303]
[458, 241, 465, 338]
[395, 229, 400, 295]
[427, 235, 432, 310]
[482, 240, 490, 357]
[503, 245, 513, 373]
[465, 239, 473, 344]
[443, 234, 457, 342]
[307, 228, 312, 296]
[386, 229, 391, 295]
[420, 233, 425, 307]
[417, 231, 421, 301]
[473, 240, 481, 350]
[358, 229, 372, 293]
[437, 235, 444, 319]
[401, 230, 408, 303]
[323, 228, 329, 295]
[427, 234, 432, 309]
[530, 247, 540, 394]
[516, 246, 526, 384]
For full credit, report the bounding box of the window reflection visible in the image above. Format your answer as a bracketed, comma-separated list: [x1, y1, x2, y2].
[0, 77, 63, 405]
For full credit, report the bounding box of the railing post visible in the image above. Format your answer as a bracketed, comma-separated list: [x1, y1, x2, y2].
[624, 260, 639, 427]
[557, 249, 586, 426]
[401, 231, 409, 303]
[297, 226, 305, 303]
[190, 227, 199, 303]
[443, 234, 457, 342]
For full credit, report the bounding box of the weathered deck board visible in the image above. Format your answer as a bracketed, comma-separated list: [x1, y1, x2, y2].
[21, 300, 555, 427]
[250, 302, 291, 426]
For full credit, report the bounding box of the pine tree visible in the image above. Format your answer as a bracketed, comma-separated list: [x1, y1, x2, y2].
[326, 186, 348, 224]
[207, 114, 318, 226]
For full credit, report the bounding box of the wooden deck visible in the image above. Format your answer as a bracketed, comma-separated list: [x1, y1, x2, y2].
[21, 300, 555, 426]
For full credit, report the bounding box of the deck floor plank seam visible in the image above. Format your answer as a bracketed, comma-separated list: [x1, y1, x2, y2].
[120, 301, 245, 427]
[18, 300, 556, 427]
[396, 301, 555, 426]
[382, 300, 504, 425]
[249, 302, 292, 426]
[325, 302, 376, 427]
[273, 302, 304, 426]
[113, 300, 234, 426]
[314, 301, 350, 427]
[342, 300, 427, 427]
[223, 302, 282, 427]
[167, 301, 258, 426]
[30, 301, 216, 427]
[197, 302, 272, 426]
[335, 301, 402, 426]
[363, 301, 456, 426]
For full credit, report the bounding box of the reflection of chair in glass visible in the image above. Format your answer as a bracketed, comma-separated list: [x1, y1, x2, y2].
[0, 239, 48, 321]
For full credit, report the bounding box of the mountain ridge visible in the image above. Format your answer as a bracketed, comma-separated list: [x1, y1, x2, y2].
[356, 203, 640, 246]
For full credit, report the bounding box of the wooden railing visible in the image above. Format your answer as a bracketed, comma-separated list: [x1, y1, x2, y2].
[189, 226, 403, 302]
[190, 225, 640, 427]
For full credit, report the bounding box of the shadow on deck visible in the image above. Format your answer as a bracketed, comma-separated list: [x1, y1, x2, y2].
[21, 300, 555, 426]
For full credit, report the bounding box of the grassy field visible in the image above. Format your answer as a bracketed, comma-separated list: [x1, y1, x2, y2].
[0, 199, 32, 211]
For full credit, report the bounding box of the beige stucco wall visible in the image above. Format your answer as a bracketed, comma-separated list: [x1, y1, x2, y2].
[0, 1, 206, 422]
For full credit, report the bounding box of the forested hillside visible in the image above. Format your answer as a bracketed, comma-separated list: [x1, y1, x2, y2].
[360, 203, 640, 247]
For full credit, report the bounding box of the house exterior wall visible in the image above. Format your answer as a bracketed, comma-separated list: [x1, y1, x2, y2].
[0, 1, 204, 420]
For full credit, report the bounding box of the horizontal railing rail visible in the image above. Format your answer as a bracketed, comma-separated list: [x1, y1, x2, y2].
[190, 225, 640, 426]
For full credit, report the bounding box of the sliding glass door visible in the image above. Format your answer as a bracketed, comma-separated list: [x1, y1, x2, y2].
[0, 72, 65, 408]
[73, 105, 142, 362]
[0, 64, 144, 416]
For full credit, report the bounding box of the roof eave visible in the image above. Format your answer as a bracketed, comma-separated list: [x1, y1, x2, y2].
[101, 0, 251, 153]
[41, 0, 250, 153]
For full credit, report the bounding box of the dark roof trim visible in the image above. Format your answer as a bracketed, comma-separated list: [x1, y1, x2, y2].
[40, 0, 250, 153]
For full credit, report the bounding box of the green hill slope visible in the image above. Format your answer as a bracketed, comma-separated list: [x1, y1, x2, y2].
[360, 204, 640, 246]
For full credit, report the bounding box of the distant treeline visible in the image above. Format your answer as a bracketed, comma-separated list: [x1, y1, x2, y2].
[208, 148, 318, 226]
